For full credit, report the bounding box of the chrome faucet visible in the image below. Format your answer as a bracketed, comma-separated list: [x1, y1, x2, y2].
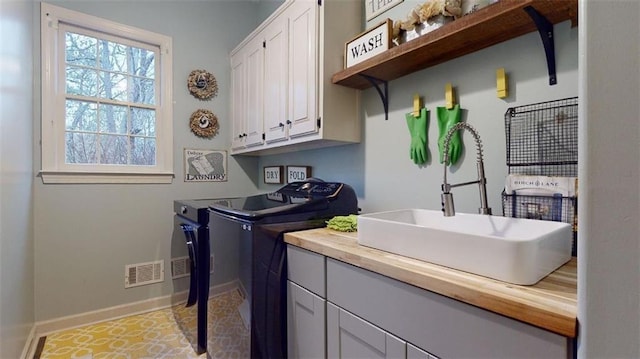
[441, 122, 492, 217]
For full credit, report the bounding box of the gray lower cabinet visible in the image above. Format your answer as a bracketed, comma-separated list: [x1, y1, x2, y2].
[287, 281, 326, 358]
[327, 302, 406, 358]
[326, 258, 571, 359]
[287, 245, 327, 358]
[407, 343, 438, 359]
[287, 245, 571, 359]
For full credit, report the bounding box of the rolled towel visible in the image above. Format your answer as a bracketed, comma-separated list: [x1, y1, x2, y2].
[326, 215, 358, 232]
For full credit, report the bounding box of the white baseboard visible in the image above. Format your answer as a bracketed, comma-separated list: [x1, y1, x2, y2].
[20, 325, 36, 359]
[26, 280, 239, 356]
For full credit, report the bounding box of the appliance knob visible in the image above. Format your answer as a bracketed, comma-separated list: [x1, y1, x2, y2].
[180, 206, 188, 214]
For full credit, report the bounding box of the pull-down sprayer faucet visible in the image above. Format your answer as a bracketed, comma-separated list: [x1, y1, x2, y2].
[441, 122, 492, 217]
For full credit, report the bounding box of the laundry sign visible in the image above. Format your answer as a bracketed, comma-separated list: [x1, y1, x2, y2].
[345, 19, 392, 68]
[184, 148, 227, 182]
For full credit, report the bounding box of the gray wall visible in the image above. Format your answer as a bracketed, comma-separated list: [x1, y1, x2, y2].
[33, 0, 262, 321]
[257, 0, 284, 23]
[0, 0, 36, 356]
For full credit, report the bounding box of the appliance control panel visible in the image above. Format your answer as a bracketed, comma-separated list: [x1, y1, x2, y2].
[280, 181, 343, 198]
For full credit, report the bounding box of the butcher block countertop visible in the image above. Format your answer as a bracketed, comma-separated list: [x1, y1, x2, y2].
[284, 228, 577, 338]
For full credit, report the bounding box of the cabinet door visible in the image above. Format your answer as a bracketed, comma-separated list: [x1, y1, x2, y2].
[230, 49, 246, 150]
[288, 0, 318, 138]
[407, 343, 439, 359]
[288, 281, 326, 359]
[244, 36, 265, 147]
[263, 15, 289, 144]
[327, 303, 406, 359]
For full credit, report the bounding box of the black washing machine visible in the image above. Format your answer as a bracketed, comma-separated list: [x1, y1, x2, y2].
[173, 197, 237, 355]
[209, 180, 358, 359]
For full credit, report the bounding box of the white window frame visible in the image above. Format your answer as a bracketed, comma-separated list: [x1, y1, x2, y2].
[40, 3, 174, 184]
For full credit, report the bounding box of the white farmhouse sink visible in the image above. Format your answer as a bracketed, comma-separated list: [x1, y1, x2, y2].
[357, 209, 572, 285]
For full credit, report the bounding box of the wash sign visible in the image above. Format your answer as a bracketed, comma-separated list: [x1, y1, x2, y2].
[345, 19, 391, 68]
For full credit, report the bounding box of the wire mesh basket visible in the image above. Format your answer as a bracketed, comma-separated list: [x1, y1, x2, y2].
[505, 97, 578, 176]
[502, 192, 577, 229]
[502, 97, 579, 256]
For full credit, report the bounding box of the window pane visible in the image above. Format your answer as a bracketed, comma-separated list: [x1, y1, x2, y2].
[65, 132, 97, 163]
[130, 107, 155, 136]
[99, 104, 128, 134]
[129, 47, 155, 79]
[98, 39, 127, 73]
[131, 137, 156, 166]
[65, 100, 97, 132]
[99, 134, 128, 165]
[66, 32, 96, 67]
[66, 66, 98, 96]
[130, 77, 155, 105]
[49, 17, 170, 176]
[98, 71, 127, 101]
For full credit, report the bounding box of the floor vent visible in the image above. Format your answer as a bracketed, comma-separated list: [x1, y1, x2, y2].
[125, 260, 164, 288]
[171, 256, 191, 279]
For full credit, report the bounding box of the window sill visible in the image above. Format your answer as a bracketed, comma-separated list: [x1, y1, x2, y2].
[39, 171, 174, 184]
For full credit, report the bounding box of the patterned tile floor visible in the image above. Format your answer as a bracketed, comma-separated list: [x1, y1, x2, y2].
[37, 289, 249, 359]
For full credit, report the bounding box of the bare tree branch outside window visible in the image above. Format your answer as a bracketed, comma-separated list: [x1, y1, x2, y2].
[64, 31, 157, 166]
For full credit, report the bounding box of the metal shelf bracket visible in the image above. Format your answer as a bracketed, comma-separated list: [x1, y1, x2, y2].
[524, 6, 557, 86]
[360, 74, 389, 120]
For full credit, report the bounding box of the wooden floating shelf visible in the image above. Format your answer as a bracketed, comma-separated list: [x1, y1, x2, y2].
[331, 0, 578, 90]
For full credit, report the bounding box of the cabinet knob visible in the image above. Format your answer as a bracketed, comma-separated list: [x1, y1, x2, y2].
[286, 120, 292, 125]
[279, 122, 284, 127]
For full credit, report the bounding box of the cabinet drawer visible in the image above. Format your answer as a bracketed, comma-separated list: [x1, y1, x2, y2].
[287, 245, 326, 297]
[326, 258, 569, 359]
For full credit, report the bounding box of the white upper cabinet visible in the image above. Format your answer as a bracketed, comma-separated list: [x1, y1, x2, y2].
[229, 0, 361, 156]
[244, 36, 265, 148]
[263, 14, 289, 144]
[230, 49, 246, 150]
[288, 0, 318, 138]
[231, 35, 264, 149]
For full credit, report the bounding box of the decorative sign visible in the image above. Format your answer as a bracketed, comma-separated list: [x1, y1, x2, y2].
[345, 19, 392, 68]
[287, 166, 312, 183]
[184, 149, 227, 182]
[264, 166, 284, 184]
[365, 0, 404, 21]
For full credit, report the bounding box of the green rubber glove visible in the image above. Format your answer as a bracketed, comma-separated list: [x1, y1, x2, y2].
[405, 108, 428, 165]
[437, 104, 462, 165]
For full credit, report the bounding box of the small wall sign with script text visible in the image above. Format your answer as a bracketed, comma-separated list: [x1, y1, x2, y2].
[345, 19, 393, 68]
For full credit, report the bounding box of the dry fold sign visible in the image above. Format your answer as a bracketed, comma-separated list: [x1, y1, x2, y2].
[345, 19, 392, 68]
